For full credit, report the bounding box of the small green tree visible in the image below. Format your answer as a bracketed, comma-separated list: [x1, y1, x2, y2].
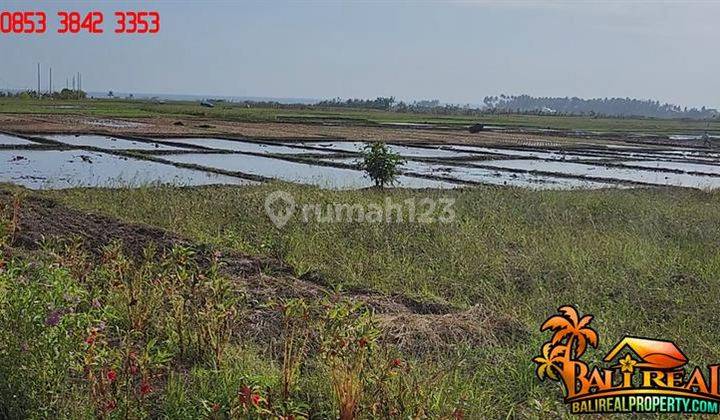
[361, 142, 403, 188]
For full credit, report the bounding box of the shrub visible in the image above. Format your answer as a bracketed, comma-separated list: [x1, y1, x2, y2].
[361, 143, 403, 188]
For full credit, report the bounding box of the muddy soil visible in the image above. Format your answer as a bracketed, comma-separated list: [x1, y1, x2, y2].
[0, 189, 526, 354]
[0, 113, 612, 148]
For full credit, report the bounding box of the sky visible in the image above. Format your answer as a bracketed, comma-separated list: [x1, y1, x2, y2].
[1, 1, 719, 108]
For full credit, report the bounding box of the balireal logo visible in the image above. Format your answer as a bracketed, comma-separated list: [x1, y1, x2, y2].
[533, 306, 720, 415]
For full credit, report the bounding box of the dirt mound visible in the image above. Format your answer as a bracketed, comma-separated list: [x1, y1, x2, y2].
[0, 189, 526, 353]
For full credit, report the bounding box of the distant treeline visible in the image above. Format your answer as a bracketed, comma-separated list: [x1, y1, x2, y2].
[483, 95, 718, 119]
[0, 89, 86, 100]
[314, 95, 718, 120]
[315, 97, 489, 115]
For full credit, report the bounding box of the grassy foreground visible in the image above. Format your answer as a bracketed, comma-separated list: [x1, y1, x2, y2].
[2, 183, 720, 417]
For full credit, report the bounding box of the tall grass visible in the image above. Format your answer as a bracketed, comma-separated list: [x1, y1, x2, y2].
[31, 182, 720, 416]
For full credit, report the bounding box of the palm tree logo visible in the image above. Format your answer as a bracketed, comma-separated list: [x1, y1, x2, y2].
[533, 306, 598, 393]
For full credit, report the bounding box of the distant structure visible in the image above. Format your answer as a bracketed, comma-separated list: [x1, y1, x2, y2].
[468, 123, 484, 133]
[200, 100, 215, 108]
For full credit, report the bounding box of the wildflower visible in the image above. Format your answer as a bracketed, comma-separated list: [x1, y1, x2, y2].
[358, 337, 368, 348]
[391, 358, 402, 368]
[212, 403, 221, 412]
[45, 309, 63, 326]
[85, 331, 97, 345]
[107, 369, 117, 383]
[140, 379, 152, 396]
[239, 385, 252, 406]
[251, 393, 261, 406]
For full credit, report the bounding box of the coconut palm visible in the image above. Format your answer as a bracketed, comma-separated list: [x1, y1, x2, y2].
[541, 306, 598, 359]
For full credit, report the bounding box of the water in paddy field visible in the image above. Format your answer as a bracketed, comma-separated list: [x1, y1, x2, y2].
[5, 134, 720, 191]
[285, 141, 478, 158]
[158, 138, 339, 155]
[400, 160, 618, 189]
[157, 152, 459, 189]
[478, 159, 720, 189]
[669, 134, 720, 141]
[325, 157, 617, 190]
[44, 135, 190, 151]
[446, 145, 610, 161]
[0, 150, 255, 190]
[617, 160, 720, 176]
[0, 133, 37, 146]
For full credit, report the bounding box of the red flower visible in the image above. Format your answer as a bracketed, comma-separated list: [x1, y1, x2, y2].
[85, 332, 96, 345]
[239, 385, 252, 406]
[391, 358, 402, 368]
[358, 337, 368, 348]
[140, 380, 152, 396]
[107, 369, 117, 383]
[251, 393, 261, 406]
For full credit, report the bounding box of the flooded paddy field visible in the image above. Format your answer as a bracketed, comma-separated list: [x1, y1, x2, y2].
[2, 132, 720, 190]
[157, 152, 459, 189]
[44, 134, 192, 151]
[158, 137, 339, 155]
[0, 133, 38, 146]
[0, 149, 253, 189]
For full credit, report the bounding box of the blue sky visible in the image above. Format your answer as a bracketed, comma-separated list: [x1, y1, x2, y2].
[1, 1, 719, 108]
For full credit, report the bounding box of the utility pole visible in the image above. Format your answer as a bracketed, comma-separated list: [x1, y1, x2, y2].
[72, 75, 76, 91]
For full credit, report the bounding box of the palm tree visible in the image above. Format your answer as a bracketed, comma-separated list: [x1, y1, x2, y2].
[536, 306, 598, 395]
[533, 342, 563, 380]
[541, 306, 598, 359]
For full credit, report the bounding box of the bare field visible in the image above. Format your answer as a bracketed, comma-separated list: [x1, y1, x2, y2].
[0, 113, 605, 148]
